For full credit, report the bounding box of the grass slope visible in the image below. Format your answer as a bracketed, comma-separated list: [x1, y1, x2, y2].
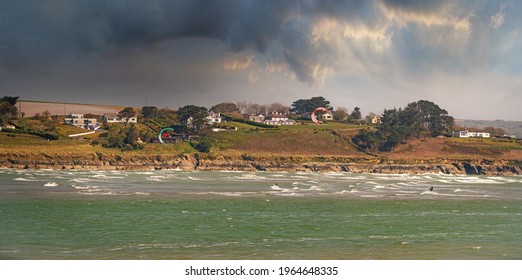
[2, 121, 521, 162]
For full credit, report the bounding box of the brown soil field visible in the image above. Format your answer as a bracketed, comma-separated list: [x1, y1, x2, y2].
[17, 101, 127, 116]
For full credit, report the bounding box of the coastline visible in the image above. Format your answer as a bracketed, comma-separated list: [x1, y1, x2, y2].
[1, 152, 520, 176]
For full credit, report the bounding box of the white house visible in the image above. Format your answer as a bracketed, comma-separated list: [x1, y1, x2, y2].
[102, 113, 137, 124]
[206, 112, 222, 124]
[320, 112, 334, 121]
[249, 114, 265, 123]
[370, 116, 382, 124]
[0, 124, 16, 131]
[264, 113, 296, 126]
[458, 130, 490, 138]
[64, 114, 98, 130]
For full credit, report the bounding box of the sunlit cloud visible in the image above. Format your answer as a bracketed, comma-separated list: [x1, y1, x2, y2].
[223, 55, 254, 70]
[1, 0, 521, 120]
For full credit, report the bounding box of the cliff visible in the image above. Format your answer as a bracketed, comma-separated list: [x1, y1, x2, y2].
[1, 151, 520, 176]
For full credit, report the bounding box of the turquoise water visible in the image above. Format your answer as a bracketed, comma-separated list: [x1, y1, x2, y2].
[1, 169, 521, 259]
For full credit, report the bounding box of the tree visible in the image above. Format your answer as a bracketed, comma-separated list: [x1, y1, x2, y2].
[333, 107, 349, 121]
[236, 102, 269, 115]
[290, 96, 332, 116]
[352, 100, 454, 152]
[105, 123, 144, 150]
[117, 107, 136, 127]
[141, 106, 158, 120]
[483, 126, 506, 136]
[210, 102, 239, 114]
[352, 129, 379, 151]
[403, 100, 454, 137]
[0, 96, 19, 124]
[177, 105, 209, 134]
[41, 110, 51, 119]
[156, 108, 178, 126]
[350, 107, 362, 120]
[375, 108, 403, 151]
[125, 123, 139, 146]
[267, 102, 290, 115]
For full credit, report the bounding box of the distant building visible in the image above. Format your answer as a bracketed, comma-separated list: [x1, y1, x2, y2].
[64, 114, 98, 130]
[457, 130, 490, 138]
[206, 112, 222, 124]
[502, 134, 518, 139]
[248, 114, 265, 123]
[264, 113, 296, 126]
[370, 116, 382, 124]
[0, 124, 16, 131]
[321, 112, 334, 121]
[102, 113, 137, 124]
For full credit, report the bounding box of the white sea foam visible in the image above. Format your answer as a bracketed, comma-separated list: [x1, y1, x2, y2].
[336, 190, 351, 194]
[231, 173, 267, 180]
[71, 178, 91, 183]
[134, 192, 151, 196]
[421, 191, 438, 195]
[453, 177, 504, 184]
[44, 182, 59, 187]
[92, 174, 125, 179]
[14, 177, 37, 181]
[73, 185, 99, 190]
[147, 178, 164, 182]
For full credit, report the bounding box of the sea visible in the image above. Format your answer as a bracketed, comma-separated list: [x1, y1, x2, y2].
[1, 168, 521, 260]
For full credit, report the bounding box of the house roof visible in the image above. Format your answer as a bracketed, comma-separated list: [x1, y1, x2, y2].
[266, 114, 288, 118]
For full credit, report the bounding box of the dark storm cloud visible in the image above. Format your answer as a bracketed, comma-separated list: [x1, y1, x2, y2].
[0, 0, 378, 84]
[2, 0, 522, 120]
[381, 0, 450, 14]
[5, 0, 467, 84]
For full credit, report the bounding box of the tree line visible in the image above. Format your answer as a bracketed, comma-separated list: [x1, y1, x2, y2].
[352, 100, 455, 152]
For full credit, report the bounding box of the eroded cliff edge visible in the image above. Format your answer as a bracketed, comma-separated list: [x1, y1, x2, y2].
[1, 151, 520, 176]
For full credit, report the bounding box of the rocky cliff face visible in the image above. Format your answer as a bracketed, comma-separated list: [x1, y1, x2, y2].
[1, 151, 520, 176]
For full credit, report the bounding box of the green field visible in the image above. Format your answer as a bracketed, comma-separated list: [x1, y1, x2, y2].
[2, 120, 521, 162]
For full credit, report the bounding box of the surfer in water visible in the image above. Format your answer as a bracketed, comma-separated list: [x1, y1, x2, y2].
[429, 186, 434, 191]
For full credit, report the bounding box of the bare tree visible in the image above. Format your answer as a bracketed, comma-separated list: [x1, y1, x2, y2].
[267, 102, 290, 115]
[333, 106, 348, 121]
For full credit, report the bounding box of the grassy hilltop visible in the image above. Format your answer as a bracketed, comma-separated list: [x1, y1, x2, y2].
[2, 120, 521, 163]
[2, 98, 522, 174]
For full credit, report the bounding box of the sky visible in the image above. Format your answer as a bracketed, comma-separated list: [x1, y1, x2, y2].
[1, 0, 521, 121]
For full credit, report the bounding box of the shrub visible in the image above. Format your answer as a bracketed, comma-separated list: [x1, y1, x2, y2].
[192, 137, 215, 152]
[1, 128, 59, 140]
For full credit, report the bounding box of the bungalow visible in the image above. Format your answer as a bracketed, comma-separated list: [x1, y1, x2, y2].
[321, 112, 334, 121]
[248, 114, 265, 123]
[370, 116, 382, 124]
[264, 113, 296, 126]
[102, 113, 137, 124]
[64, 114, 98, 130]
[457, 130, 490, 138]
[0, 124, 16, 131]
